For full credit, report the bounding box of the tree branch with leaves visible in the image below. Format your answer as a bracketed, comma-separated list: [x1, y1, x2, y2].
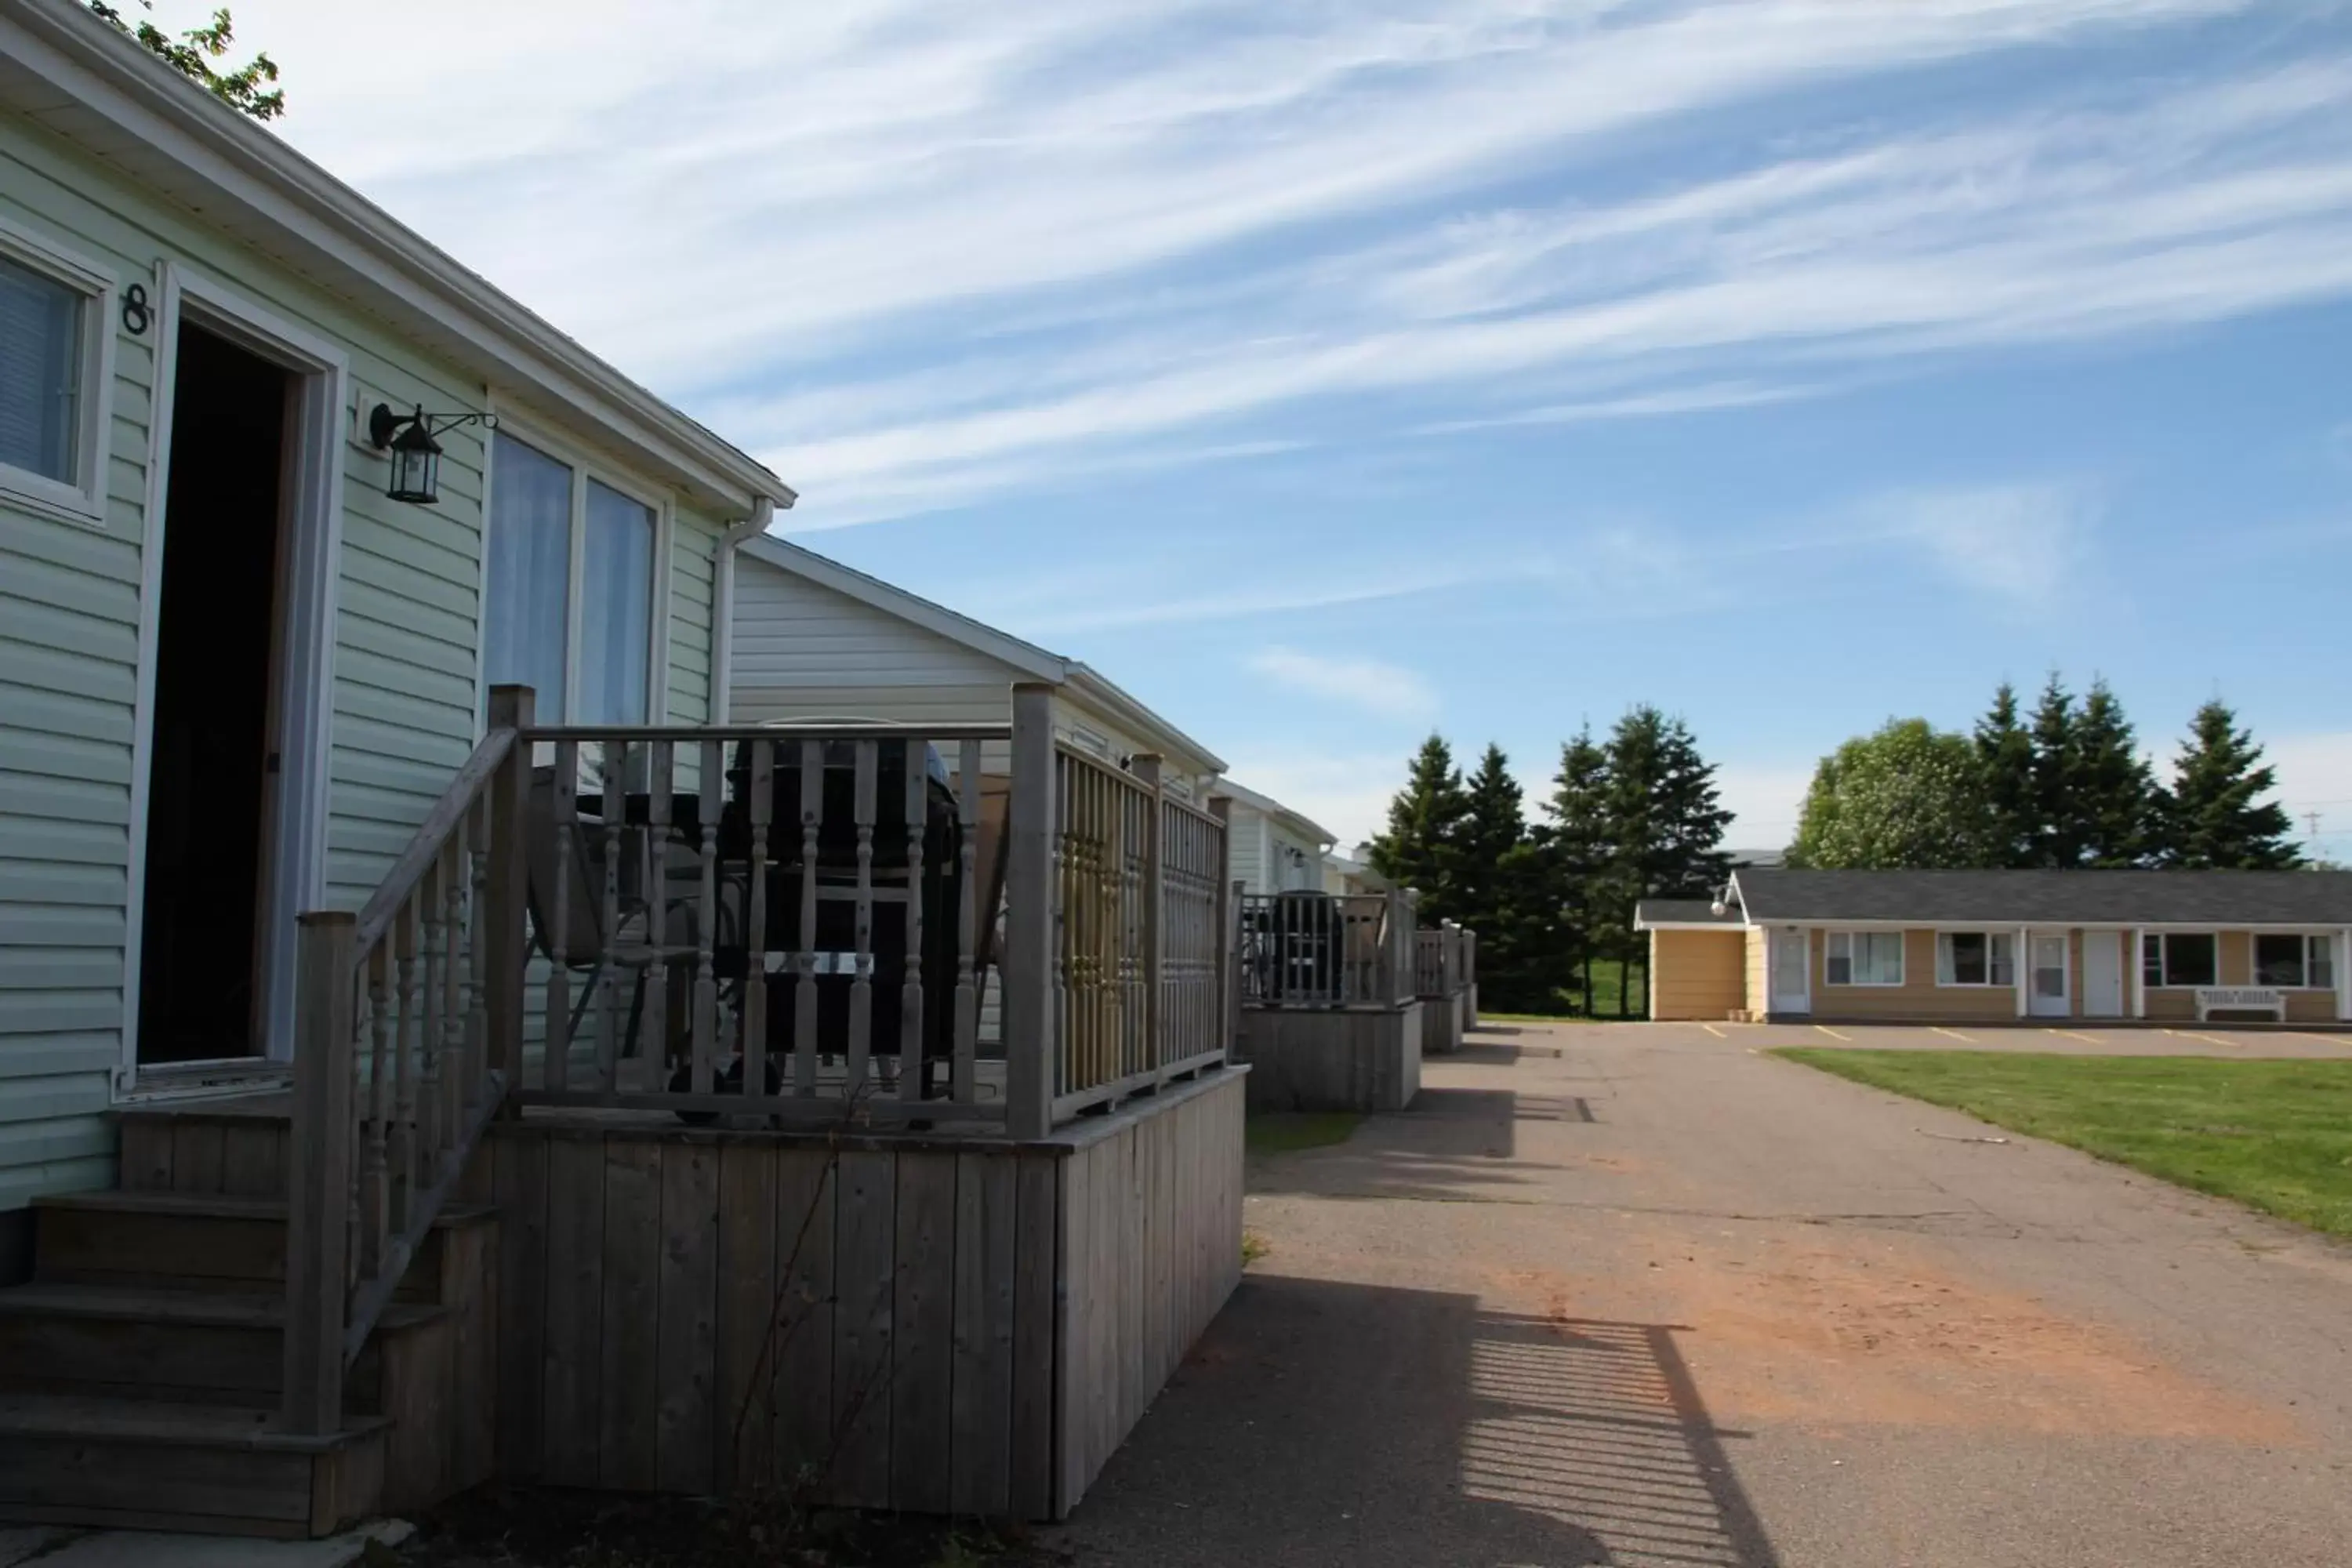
[87, 2, 283, 121]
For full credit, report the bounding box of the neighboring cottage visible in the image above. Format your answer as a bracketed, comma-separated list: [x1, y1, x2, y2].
[1210, 779, 1335, 894]
[727, 532, 1223, 792]
[1638, 869, 2352, 1025]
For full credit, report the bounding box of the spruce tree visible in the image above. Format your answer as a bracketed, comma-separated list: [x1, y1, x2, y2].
[1539, 728, 1613, 1015]
[2027, 673, 2082, 868]
[1456, 746, 1538, 1010]
[1598, 708, 1732, 1015]
[2071, 678, 2158, 866]
[1973, 682, 2036, 868]
[2161, 702, 2300, 869]
[1367, 735, 1471, 920]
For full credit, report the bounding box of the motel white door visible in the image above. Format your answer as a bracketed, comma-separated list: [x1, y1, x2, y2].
[1770, 929, 1809, 1015]
[2028, 933, 2071, 1018]
[2082, 931, 2125, 1017]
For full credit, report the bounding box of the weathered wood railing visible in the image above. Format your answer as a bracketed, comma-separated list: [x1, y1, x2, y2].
[281, 686, 535, 1436]
[1044, 699, 1232, 1123]
[1237, 889, 1417, 1007]
[1414, 920, 1471, 1000]
[284, 683, 1238, 1433]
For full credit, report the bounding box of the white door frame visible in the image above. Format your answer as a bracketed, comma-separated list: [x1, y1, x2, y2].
[2027, 930, 2071, 1018]
[1769, 927, 1810, 1015]
[119, 261, 347, 1090]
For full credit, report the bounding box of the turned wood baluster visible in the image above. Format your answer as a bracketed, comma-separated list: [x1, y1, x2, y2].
[744, 739, 772, 1102]
[416, 862, 446, 1185]
[899, 739, 927, 1104]
[692, 741, 719, 1095]
[793, 740, 822, 1094]
[439, 826, 469, 1157]
[953, 740, 980, 1104]
[643, 741, 671, 1093]
[848, 741, 877, 1096]
[545, 740, 579, 1091]
[597, 739, 626, 1092]
[358, 942, 392, 1280]
[390, 895, 421, 1236]
[465, 792, 492, 1103]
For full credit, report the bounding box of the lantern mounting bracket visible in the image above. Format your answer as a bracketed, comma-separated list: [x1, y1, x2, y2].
[367, 402, 497, 450]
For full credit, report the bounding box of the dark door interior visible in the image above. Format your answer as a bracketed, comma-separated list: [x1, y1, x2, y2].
[136, 325, 292, 1064]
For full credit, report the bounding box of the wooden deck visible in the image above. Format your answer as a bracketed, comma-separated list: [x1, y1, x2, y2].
[468, 1065, 1245, 1518]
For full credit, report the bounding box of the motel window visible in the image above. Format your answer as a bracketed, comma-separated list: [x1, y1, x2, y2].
[0, 237, 112, 521]
[2142, 932, 2217, 989]
[2254, 934, 2337, 989]
[1936, 931, 2014, 987]
[485, 432, 660, 724]
[1825, 931, 1903, 986]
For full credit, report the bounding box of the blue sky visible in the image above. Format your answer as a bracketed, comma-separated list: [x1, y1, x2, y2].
[241, 0, 2352, 852]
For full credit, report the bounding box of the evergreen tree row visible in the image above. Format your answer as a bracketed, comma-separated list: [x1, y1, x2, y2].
[1367, 710, 1732, 1014]
[1791, 678, 2301, 870]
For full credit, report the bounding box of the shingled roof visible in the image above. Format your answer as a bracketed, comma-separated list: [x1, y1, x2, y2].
[1730, 869, 2352, 927]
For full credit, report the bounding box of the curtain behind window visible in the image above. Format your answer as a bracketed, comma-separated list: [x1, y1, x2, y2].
[0, 255, 82, 484]
[579, 478, 654, 724]
[485, 434, 573, 720]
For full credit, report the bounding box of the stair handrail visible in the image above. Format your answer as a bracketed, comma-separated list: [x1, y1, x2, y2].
[281, 686, 536, 1436]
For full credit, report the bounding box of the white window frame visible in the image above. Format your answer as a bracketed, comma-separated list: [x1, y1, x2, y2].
[2143, 931, 2220, 989]
[2251, 931, 2338, 991]
[480, 415, 673, 727]
[1825, 929, 1904, 987]
[1935, 930, 2015, 988]
[0, 212, 118, 528]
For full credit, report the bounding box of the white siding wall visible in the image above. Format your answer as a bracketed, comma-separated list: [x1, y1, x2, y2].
[0, 111, 738, 1211]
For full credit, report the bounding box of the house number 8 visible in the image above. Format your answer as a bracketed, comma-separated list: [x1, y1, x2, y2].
[121, 283, 151, 336]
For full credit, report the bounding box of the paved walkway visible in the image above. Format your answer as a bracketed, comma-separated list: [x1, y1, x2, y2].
[1054, 1022, 2352, 1567]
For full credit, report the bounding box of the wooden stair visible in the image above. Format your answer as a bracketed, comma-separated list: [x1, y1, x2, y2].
[0, 1098, 498, 1537]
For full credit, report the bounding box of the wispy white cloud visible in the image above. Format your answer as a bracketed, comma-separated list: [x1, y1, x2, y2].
[1247, 646, 1440, 721]
[226, 0, 2343, 524]
[1872, 483, 2101, 602]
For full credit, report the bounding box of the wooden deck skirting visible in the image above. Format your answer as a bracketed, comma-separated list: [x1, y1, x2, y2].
[466, 1066, 1246, 1519]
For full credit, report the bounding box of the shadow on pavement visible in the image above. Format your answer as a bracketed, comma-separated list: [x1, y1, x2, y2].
[1247, 1087, 1537, 1201]
[1059, 1275, 1778, 1568]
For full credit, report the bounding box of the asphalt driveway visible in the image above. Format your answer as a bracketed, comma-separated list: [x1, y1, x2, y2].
[1053, 1022, 2352, 1567]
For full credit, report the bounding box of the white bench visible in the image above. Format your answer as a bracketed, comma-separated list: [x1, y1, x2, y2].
[2194, 986, 2285, 1022]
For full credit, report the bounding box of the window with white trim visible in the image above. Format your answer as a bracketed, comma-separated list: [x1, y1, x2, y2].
[484, 431, 659, 724]
[2253, 933, 2336, 989]
[1825, 931, 1904, 986]
[2142, 931, 2216, 989]
[0, 234, 112, 521]
[1936, 931, 2015, 987]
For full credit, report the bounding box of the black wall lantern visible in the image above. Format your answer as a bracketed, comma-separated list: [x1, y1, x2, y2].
[368, 402, 496, 505]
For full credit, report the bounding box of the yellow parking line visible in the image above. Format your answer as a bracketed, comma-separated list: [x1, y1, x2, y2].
[2044, 1027, 2103, 1045]
[2162, 1027, 2238, 1048]
[1929, 1026, 1976, 1044]
[2286, 1032, 2352, 1048]
[1700, 1022, 1727, 1039]
[1813, 1024, 1853, 1043]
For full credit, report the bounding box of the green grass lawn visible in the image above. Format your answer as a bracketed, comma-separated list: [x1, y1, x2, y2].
[1245, 1111, 1363, 1156]
[1481, 958, 1649, 1022]
[1777, 1049, 2352, 1239]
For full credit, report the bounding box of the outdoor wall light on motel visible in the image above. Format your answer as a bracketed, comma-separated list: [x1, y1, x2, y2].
[368, 402, 496, 505]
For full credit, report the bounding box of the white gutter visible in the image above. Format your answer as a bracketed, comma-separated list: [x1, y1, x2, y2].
[710, 495, 783, 723]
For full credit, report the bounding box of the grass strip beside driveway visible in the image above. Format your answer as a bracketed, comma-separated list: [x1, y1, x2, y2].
[1776, 1049, 2352, 1240]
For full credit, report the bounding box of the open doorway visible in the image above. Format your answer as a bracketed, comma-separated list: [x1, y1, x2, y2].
[135, 325, 293, 1065]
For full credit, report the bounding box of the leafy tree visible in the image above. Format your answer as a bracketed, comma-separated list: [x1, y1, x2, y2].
[1788, 719, 1990, 869]
[1973, 682, 2036, 868]
[2161, 701, 2300, 869]
[2069, 678, 2158, 866]
[2026, 673, 2082, 868]
[89, 3, 284, 121]
[1367, 735, 1470, 921]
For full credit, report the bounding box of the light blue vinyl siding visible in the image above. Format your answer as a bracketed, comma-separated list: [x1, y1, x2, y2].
[0, 108, 742, 1210]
